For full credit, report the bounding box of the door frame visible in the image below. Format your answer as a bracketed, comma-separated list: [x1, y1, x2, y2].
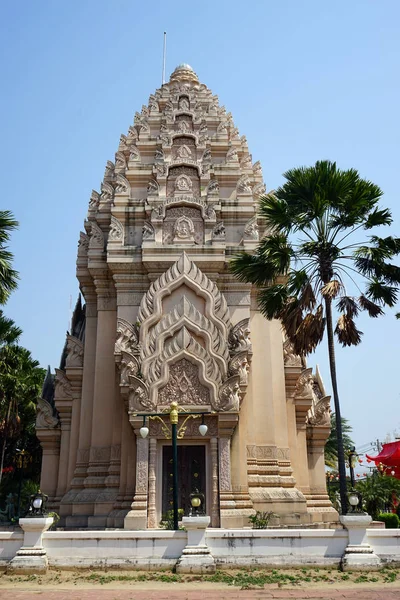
[156, 438, 211, 526]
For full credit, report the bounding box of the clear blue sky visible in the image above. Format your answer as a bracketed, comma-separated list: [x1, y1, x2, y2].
[1, 0, 399, 453]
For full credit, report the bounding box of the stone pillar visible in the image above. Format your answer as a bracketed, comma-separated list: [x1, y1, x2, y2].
[8, 517, 53, 574]
[72, 288, 97, 494]
[219, 436, 236, 528]
[147, 437, 157, 528]
[306, 425, 339, 523]
[54, 384, 73, 506]
[340, 514, 381, 570]
[85, 280, 117, 526]
[36, 429, 61, 503]
[210, 437, 219, 527]
[176, 516, 215, 574]
[124, 433, 149, 529]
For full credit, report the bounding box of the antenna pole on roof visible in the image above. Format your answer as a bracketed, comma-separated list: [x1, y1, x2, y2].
[162, 32, 167, 85]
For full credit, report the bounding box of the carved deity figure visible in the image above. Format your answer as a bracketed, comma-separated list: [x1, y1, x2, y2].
[213, 222, 226, 239]
[208, 179, 219, 194]
[178, 97, 190, 111]
[175, 174, 193, 192]
[295, 369, 315, 399]
[219, 381, 240, 412]
[142, 222, 155, 240]
[173, 216, 195, 243]
[176, 145, 192, 160]
[178, 120, 189, 133]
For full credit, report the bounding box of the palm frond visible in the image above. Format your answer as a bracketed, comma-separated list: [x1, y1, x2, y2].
[366, 279, 399, 307]
[292, 304, 325, 354]
[335, 315, 363, 347]
[321, 279, 342, 299]
[364, 207, 392, 229]
[336, 296, 359, 318]
[229, 252, 276, 286]
[358, 295, 384, 317]
[257, 284, 289, 320]
[258, 194, 292, 232]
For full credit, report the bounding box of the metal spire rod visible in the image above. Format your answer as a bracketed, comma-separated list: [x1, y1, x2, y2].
[162, 32, 167, 85]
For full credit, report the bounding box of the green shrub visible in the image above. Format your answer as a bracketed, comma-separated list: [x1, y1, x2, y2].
[377, 513, 399, 528]
[159, 508, 184, 529]
[248, 511, 274, 529]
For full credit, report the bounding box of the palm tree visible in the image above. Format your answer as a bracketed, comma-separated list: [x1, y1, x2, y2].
[0, 211, 19, 305]
[231, 160, 400, 513]
[325, 413, 354, 469]
[0, 312, 45, 484]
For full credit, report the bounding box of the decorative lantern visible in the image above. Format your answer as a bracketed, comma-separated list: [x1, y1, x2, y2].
[189, 489, 205, 516]
[28, 490, 48, 517]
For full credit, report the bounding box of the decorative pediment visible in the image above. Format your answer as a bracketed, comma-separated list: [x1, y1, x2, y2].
[77, 232, 89, 258]
[237, 175, 252, 194]
[243, 215, 259, 241]
[129, 145, 141, 162]
[294, 368, 314, 399]
[228, 318, 252, 354]
[114, 318, 139, 356]
[100, 181, 114, 204]
[89, 190, 100, 210]
[115, 174, 129, 194]
[104, 160, 115, 179]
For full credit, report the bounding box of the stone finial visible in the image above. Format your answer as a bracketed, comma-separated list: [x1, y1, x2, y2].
[169, 64, 199, 84]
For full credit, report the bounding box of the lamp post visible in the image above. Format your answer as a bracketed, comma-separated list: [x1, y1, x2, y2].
[348, 446, 358, 489]
[136, 401, 210, 530]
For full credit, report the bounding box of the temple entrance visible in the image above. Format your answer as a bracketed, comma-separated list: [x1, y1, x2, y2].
[162, 445, 206, 516]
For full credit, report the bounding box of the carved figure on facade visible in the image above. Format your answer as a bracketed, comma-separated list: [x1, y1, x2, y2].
[109, 216, 124, 243]
[178, 96, 190, 111]
[175, 174, 193, 192]
[228, 318, 252, 353]
[240, 154, 253, 170]
[119, 352, 140, 386]
[175, 145, 192, 160]
[283, 339, 303, 367]
[129, 146, 140, 162]
[294, 368, 314, 399]
[212, 222, 226, 240]
[142, 221, 155, 241]
[253, 182, 267, 197]
[54, 369, 73, 399]
[237, 175, 252, 194]
[119, 134, 129, 150]
[115, 151, 127, 169]
[128, 377, 154, 412]
[173, 216, 195, 243]
[36, 398, 59, 429]
[229, 126, 239, 140]
[164, 100, 174, 118]
[155, 163, 167, 177]
[115, 318, 140, 356]
[66, 335, 84, 368]
[127, 125, 138, 140]
[159, 133, 171, 146]
[253, 160, 262, 176]
[229, 351, 250, 386]
[147, 179, 159, 195]
[89, 190, 100, 210]
[243, 215, 259, 241]
[306, 395, 331, 427]
[207, 179, 219, 194]
[148, 95, 159, 112]
[88, 222, 104, 250]
[205, 204, 216, 221]
[217, 121, 228, 134]
[104, 160, 115, 179]
[154, 148, 164, 161]
[77, 232, 89, 258]
[158, 359, 210, 406]
[177, 120, 190, 133]
[100, 182, 114, 204]
[217, 376, 241, 412]
[115, 174, 129, 194]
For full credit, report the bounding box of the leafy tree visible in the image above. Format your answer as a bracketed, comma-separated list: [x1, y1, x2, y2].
[0, 312, 45, 485]
[325, 413, 354, 469]
[357, 473, 400, 520]
[0, 211, 19, 304]
[231, 160, 400, 513]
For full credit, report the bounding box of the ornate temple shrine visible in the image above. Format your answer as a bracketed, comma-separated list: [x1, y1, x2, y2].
[36, 64, 337, 529]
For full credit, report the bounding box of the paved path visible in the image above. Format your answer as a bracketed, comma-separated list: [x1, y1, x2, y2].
[1, 587, 400, 599]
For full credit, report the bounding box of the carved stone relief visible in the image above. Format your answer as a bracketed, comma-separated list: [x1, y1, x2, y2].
[158, 359, 210, 406]
[163, 207, 203, 245]
[243, 216, 259, 241]
[66, 335, 84, 368]
[167, 166, 200, 197]
[109, 216, 124, 243]
[36, 398, 59, 429]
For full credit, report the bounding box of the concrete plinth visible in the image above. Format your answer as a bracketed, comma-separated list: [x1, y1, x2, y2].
[8, 517, 53, 574]
[340, 513, 381, 570]
[176, 515, 216, 574]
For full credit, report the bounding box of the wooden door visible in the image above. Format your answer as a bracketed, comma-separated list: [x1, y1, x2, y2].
[162, 445, 206, 517]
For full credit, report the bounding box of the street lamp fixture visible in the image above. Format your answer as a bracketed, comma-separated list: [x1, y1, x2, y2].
[28, 490, 48, 517]
[135, 401, 211, 530]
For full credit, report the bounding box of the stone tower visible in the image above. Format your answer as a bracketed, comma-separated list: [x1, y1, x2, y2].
[36, 64, 337, 528]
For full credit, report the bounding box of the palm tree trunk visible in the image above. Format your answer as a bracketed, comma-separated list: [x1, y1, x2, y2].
[0, 401, 11, 486]
[324, 297, 348, 515]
